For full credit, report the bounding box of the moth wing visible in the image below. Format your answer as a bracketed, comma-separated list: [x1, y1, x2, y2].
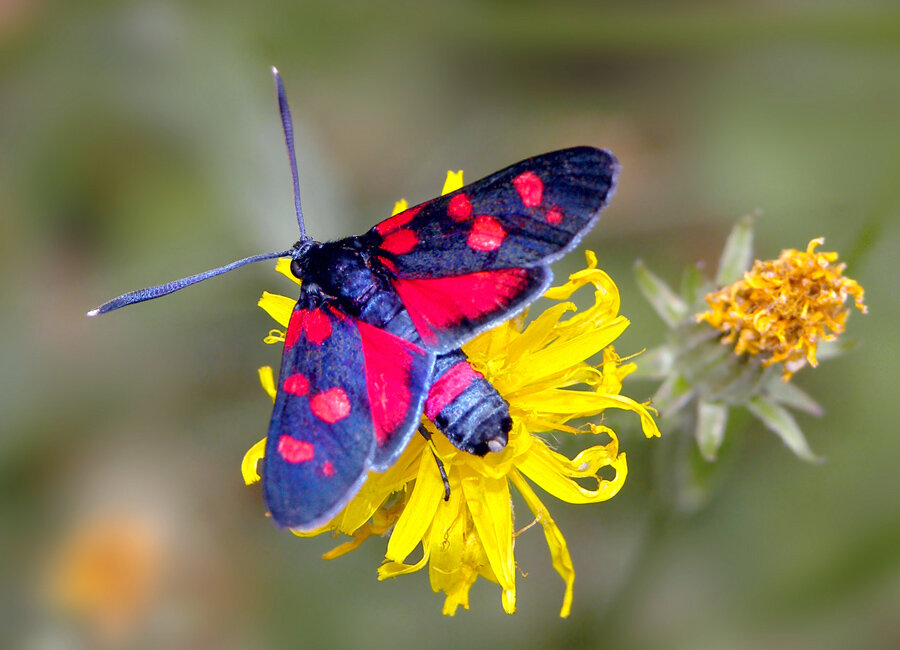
[366, 146, 617, 277]
[263, 291, 433, 530]
[363, 146, 615, 350]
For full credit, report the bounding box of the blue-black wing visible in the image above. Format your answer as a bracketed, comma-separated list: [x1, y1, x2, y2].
[263, 290, 434, 530]
[365, 147, 617, 277]
[363, 147, 617, 351]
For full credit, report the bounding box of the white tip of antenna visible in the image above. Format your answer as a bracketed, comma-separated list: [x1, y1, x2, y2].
[271, 66, 279, 76]
[86, 308, 100, 317]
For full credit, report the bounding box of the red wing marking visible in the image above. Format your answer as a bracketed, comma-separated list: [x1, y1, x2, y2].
[322, 461, 336, 477]
[467, 215, 506, 252]
[277, 435, 315, 463]
[545, 208, 563, 225]
[356, 320, 418, 445]
[310, 388, 351, 423]
[392, 268, 533, 343]
[377, 255, 398, 273]
[303, 309, 332, 344]
[283, 373, 310, 397]
[425, 361, 480, 419]
[381, 228, 419, 255]
[285, 308, 333, 349]
[513, 171, 544, 207]
[448, 193, 473, 221]
[376, 206, 420, 236]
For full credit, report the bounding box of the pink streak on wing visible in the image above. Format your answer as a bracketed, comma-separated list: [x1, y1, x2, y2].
[381, 228, 419, 255]
[513, 171, 544, 207]
[277, 435, 314, 463]
[425, 361, 480, 419]
[283, 372, 309, 397]
[377, 256, 398, 273]
[284, 309, 304, 349]
[447, 194, 473, 221]
[545, 208, 563, 225]
[467, 215, 506, 252]
[310, 388, 351, 423]
[356, 320, 417, 444]
[375, 206, 420, 235]
[392, 268, 531, 339]
[322, 461, 336, 477]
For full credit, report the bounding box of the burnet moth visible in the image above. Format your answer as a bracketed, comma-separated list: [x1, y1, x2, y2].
[89, 69, 618, 530]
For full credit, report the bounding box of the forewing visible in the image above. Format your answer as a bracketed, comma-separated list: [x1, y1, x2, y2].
[263, 293, 374, 529]
[263, 291, 434, 529]
[365, 147, 617, 277]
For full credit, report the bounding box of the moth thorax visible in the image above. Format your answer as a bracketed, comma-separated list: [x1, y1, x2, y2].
[308, 243, 382, 308]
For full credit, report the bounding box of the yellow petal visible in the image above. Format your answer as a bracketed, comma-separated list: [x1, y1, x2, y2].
[385, 449, 446, 562]
[258, 291, 296, 328]
[258, 366, 277, 402]
[461, 473, 516, 612]
[523, 389, 660, 438]
[275, 258, 302, 286]
[338, 440, 426, 534]
[241, 438, 266, 485]
[510, 470, 574, 617]
[516, 436, 627, 504]
[379, 547, 431, 579]
[516, 318, 630, 383]
[504, 302, 575, 363]
[442, 170, 464, 195]
[543, 250, 598, 300]
[391, 199, 409, 216]
[427, 479, 476, 612]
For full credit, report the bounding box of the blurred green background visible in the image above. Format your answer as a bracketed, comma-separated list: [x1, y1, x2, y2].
[2, 1, 898, 648]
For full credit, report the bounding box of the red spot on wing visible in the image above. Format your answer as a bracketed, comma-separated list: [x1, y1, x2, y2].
[393, 268, 533, 340]
[381, 228, 419, 255]
[285, 308, 333, 349]
[278, 435, 314, 463]
[545, 208, 563, 225]
[447, 194, 472, 221]
[467, 215, 506, 252]
[356, 320, 418, 445]
[310, 388, 351, 423]
[513, 171, 544, 207]
[283, 373, 309, 396]
[303, 309, 332, 344]
[425, 361, 480, 420]
[322, 461, 336, 477]
[376, 206, 420, 235]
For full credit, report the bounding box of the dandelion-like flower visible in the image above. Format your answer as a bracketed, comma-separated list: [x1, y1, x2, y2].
[698, 238, 866, 379]
[636, 215, 867, 467]
[243, 172, 659, 616]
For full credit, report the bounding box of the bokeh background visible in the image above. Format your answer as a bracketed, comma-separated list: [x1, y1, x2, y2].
[2, 1, 898, 648]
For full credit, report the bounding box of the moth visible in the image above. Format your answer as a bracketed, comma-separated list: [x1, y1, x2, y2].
[89, 69, 618, 530]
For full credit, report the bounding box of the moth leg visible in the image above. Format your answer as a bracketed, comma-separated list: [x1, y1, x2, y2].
[419, 427, 450, 501]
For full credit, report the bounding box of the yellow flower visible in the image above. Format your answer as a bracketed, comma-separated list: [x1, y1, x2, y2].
[698, 238, 867, 379]
[243, 173, 659, 616]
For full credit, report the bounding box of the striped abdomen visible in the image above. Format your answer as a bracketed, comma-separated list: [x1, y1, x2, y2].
[425, 349, 510, 455]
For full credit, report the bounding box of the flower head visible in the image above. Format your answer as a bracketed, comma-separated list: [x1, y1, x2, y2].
[636, 215, 867, 468]
[698, 237, 866, 379]
[243, 172, 659, 616]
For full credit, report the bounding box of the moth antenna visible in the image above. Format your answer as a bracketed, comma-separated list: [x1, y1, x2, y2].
[87, 249, 294, 316]
[271, 67, 308, 240]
